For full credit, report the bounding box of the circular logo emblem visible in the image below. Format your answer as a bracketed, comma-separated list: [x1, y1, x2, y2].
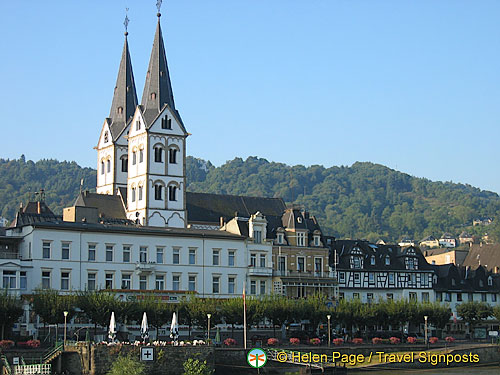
[247, 348, 267, 369]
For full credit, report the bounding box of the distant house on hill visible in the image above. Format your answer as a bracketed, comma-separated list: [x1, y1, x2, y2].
[419, 235, 439, 249]
[458, 231, 474, 246]
[398, 237, 415, 247]
[439, 233, 456, 248]
[473, 217, 493, 226]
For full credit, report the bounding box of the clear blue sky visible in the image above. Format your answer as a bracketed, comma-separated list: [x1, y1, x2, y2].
[1, 0, 499, 194]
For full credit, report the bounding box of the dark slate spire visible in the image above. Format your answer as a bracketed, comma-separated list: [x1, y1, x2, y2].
[141, 13, 176, 126]
[108, 32, 138, 139]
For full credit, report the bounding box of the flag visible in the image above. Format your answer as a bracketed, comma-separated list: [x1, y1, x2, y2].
[243, 281, 247, 349]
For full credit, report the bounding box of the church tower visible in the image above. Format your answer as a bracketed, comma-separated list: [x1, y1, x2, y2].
[125, 10, 188, 228]
[96, 24, 138, 195]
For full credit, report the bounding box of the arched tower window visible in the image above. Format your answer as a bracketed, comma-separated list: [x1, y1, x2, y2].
[155, 184, 163, 200]
[101, 160, 105, 175]
[169, 148, 178, 164]
[168, 185, 177, 201]
[154, 146, 163, 163]
[121, 155, 128, 172]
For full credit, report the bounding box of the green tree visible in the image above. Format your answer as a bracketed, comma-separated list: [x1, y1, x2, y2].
[132, 295, 174, 338]
[261, 295, 293, 336]
[77, 290, 122, 335]
[31, 289, 77, 327]
[457, 301, 493, 338]
[0, 290, 24, 339]
[107, 355, 145, 375]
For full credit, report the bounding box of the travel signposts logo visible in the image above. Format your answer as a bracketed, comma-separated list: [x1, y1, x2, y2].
[247, 348, 267, 369]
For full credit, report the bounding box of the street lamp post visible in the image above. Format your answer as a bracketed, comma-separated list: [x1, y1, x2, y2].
[207, 314, 211, 345]
[327, 315, 331, 348]
[424, 315, 428, 348]
[63, 311, 69, 349]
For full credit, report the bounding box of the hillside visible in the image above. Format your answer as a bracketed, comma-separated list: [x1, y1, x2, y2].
[1, 155, 499, 243]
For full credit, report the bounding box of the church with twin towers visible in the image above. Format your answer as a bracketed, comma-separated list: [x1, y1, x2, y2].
[96, 9, 187, 229]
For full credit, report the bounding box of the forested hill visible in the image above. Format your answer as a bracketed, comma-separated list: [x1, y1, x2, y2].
[1, 155, 499, 243]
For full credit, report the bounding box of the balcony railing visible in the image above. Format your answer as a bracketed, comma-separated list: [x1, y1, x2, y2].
[274, 270, 330, 278]
[0, 251, 21, 259]
[135, 262, 156, 274]
[248, 267, 273, 276]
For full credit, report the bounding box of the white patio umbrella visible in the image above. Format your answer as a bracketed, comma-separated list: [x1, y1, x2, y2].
[170, 312, 179, 343]
[140, 312, 149, 341]
[108, 312, 116, 342]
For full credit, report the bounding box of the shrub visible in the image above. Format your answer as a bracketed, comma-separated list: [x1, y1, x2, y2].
[406, 337, 417, 344]
[27, 340, 40, 348]
[429, 337, 439, 344]
[267, 338, 278, 346]
[289, 338, 300, 346]
[352, 338, 363, 345]
[107, 355, 145, 375]
[310, 338, 321, 346]
[223, 338, 237, 347]
[445, 336, 455, 343]
[333, 338, 344, 346]
[371, 337, 382, 345]
[389, 337, 400, 344]
[182, 358, 213, 375]
[0, 340, 14, 349]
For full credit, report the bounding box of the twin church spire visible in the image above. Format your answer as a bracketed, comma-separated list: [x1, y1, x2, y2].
[109, 10, 175, 134]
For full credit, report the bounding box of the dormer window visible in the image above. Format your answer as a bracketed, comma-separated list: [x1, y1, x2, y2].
[405, 257, 418, 270]
[385, 255, 390, 266]
[297, 232, 306, 247]
[297, 217, 303, 224]
[135, 120, 141, 131]
[313, 235, 320, 247]
[488, 276, 493, 286]
[277, 233, 284, 244]
[154, 147, 163, 162]
[104, 131, 109, 143]
[253, 229, 262, 244]
[433, 275, 438, 284]
[370, 255, 375, 266]
[350, 248, 363, 269]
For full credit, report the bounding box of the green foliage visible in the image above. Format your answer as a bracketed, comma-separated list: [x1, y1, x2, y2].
[1, 155, 498, 243]
[493, 306, 500, 322]
[456, 301, 493, 328]
[0, 156, 95, 220]
[31, 289, 77, 325]
[0, 290, 24, 339]
[76, 290, 122, 329]
[107, 355, 145, 375]
[182, 358, 213, 375]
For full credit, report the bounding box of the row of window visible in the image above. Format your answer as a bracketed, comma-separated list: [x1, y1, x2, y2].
[2, 270, 27, 290]
[275, 255, 324, 273]
[274, 232, 321, 247]
[100, 148, 178, 175]
[338, 271, 432, 287]
[135, 116, 173, 131]
[436, 291, 497, 303]
[41, 242, 242, 266]
[338, 291, 431, 302]
[349, 253, 419, 270]
[131, 185, 177, 202]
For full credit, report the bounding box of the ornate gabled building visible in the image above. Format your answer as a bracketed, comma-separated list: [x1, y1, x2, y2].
[96, 11, 187, 228]
[331, 240, 435, 302]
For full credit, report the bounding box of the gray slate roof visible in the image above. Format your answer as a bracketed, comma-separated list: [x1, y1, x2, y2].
[141, 17, 176, 126]
[108, 36, 138, 140]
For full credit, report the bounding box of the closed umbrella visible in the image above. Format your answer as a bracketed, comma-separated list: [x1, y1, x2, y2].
[170, 312, 179, 344]
[140, 312, 149, 342]
[108, 312, 116, 342]
[215, 326, 221, 345]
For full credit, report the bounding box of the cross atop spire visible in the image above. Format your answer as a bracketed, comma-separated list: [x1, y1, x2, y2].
[140, 5, 176, 126]
[156, 0, 162, 15]
[124, 8, 130, 36]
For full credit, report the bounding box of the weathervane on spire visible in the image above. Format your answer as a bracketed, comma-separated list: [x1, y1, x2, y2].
[156, 0, 162, 17]
[124, 8, 130, 36]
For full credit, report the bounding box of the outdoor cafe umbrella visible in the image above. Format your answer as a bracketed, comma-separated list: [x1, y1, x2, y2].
[215, 326, 221, 345]
[140, 312, 149, 341]
[108, 312, 116, 342]
[170, 312, 179, 343]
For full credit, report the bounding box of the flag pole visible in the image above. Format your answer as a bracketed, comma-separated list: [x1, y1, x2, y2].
[243, 280, 247, 349]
